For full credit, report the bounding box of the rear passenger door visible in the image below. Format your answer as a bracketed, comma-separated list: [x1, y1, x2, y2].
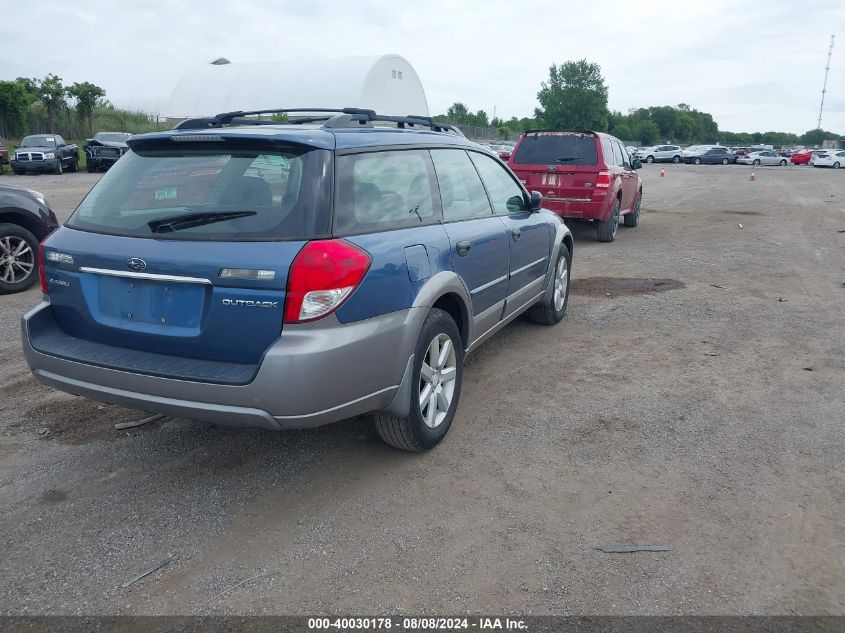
[614, 140, 637, 212]
[430, 149, 510, 333]
[469, 151, 551, 318]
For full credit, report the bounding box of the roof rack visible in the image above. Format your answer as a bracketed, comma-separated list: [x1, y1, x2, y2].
[174, 107, 464, 136]
[521, 129, 597, 136]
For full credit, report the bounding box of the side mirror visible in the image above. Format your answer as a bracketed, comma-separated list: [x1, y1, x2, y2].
[632, 159, 642, 170]
[528, 190, 543, 211]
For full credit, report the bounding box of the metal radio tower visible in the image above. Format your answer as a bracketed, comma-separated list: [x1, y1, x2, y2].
[817, 35, 835, 130]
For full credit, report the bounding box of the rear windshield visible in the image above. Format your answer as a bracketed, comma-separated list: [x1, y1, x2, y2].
[512, 133, 598, 166]
[67, 143, 331, 241]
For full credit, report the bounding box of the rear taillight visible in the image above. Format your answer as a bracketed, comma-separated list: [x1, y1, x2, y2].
[595, 171, 612, 189]
[284, 239, 372, 324]
[38, 239, 48, 294]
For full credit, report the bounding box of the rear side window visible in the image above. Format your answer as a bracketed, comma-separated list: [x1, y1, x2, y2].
[611, 141, 624, 166]
[430, 149, 493, 222]
[512, 133, 598, 166]
[334, 150, 437, 233]
[601, 137, 615, 165]
[68, 143, 332, 241]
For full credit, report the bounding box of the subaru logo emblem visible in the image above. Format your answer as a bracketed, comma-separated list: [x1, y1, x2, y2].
[126, 258, 147, 272]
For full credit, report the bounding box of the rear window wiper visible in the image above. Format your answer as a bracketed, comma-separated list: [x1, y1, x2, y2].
[148, 210, 256, 233]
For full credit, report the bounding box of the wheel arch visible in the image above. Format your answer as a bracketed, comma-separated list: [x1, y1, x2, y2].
[431, 293, 469, 351]
[0, 209, 49, 241]
[412, 271, 472, 351]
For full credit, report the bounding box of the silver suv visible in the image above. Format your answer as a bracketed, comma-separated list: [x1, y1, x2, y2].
[636, 145, 682, 164]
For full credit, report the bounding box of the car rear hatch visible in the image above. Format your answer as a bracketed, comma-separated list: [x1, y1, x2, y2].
[40, 132, 334, 369]
[508, 132, 601, 208]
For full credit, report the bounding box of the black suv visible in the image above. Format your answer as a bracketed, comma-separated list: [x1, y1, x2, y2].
[84, 132, 132, 172]
[0, 185, 59, 293]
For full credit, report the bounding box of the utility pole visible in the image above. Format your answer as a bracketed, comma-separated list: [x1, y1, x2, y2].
[817, 34, 835, 130]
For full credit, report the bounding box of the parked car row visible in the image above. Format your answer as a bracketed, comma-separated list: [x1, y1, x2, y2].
[20, 108, 576, 452]
[631, 143, 845, 168]
[0, 131, 131, 176]
[629, 142, 845, 169]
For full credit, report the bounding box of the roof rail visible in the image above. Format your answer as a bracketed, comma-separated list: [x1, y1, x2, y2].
[174, 107, 464, 136]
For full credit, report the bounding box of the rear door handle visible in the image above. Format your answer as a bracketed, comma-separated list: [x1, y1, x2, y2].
[511, 228, 521, 241]
[456, 240, 472, 256]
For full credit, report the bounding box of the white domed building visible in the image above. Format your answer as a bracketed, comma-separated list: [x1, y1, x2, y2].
[164, 54, 430, 120]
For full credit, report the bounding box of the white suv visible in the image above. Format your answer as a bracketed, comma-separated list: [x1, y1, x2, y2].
[636, 145, 682, 164]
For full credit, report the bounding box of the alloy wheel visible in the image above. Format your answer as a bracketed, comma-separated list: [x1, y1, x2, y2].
[419, 333, 458, 429]
[553, 256, 569, 312]
[0, 235, 35, 285]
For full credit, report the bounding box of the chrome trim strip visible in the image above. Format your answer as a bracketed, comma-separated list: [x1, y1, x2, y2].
[544, 196, 592, 203]
[470, 274, 508, 295]
[509, 257, 547, 278]
[79, 267, 212, 285]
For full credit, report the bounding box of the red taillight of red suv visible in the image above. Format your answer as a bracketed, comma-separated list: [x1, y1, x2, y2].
[284, 239, 372, 324]
[38, 239, 48, 294]
[594, 170, 612, 193]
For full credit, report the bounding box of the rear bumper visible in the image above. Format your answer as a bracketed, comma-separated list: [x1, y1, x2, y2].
[22, 301, 423, 430]
[541, 197, 610, 221]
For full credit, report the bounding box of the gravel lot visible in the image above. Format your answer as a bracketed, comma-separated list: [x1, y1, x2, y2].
[1, 165, 844, 615]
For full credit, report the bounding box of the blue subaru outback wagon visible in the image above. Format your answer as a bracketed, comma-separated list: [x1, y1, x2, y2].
[22, 108, 573, 451]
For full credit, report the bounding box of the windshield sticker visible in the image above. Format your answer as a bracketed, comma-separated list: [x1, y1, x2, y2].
[154, 187, 178, 201]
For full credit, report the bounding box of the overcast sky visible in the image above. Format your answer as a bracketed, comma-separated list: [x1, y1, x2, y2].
[3, 1, 843, 134]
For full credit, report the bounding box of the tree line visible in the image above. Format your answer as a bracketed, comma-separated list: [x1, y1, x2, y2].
[0, 74, 158, 140]
[435, 59, 843, 147]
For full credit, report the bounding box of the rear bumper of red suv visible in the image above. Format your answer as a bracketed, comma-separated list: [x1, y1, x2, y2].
[541, 196, 611, 221]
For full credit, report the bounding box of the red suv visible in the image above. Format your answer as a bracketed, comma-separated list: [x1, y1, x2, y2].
[507, 130, 643, 242]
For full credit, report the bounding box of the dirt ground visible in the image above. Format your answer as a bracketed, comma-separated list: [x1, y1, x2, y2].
[1, 164, 844, 615]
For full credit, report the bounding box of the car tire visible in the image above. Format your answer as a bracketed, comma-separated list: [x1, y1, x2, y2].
[672, 155, 680, 163]
[13, 169, 24, 176]
[528, 243, 571, 325]
[69, 157, 78, 173]
[623, 191, 641, 227]
[779, 160, 787, 166]
[87, 160, 97, 173]
[694, 157, 702, 165]
[721, 158, 729, 165]
[596, 198, 620, 243]
[54, 159, 63, 175]
[834, 162, 841, 169]
[645, 156, 654, 164]
[753, 159, 761, 166]
[0, 223, 39, 294]
[373, 308, 464, 451]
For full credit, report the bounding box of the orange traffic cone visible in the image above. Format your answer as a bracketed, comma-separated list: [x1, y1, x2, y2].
[660, 169, 665, 177]
[749, 172, 756, 181]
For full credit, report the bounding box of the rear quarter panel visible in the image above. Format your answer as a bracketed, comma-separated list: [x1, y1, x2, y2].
[336, 224, 452, 323]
